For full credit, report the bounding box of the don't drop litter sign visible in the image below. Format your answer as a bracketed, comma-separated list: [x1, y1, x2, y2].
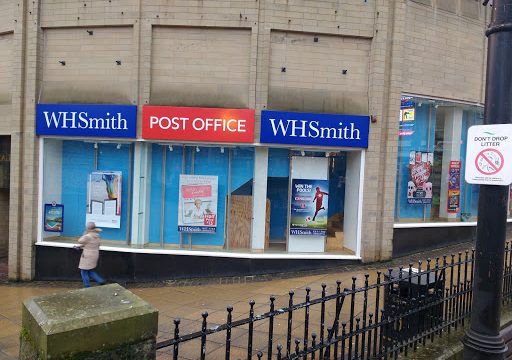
[465, 124, 512, 186]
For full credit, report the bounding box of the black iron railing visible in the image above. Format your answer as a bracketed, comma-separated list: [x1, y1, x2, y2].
[156, 244, 512, 359]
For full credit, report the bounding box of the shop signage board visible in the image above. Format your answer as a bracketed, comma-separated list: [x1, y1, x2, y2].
[178, 174, 218, 233]
[142, 106, 255, 143]
[465, 124, 512, 185]
[86, 171, 122, 228]
[260, 110, 370, 148]
[289, 179, 329, 236]
[36, 104, 137, 138]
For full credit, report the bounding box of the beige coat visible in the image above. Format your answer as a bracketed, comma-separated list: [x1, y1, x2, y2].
[77, 230, 101, 270]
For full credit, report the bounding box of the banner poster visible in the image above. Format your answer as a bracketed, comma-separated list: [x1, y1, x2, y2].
[447, 160, 461, 213]
[407, 151, 433, 204]
[44, 203, 64, 232]
[178, 174, 218, 233]
[86, 171, 122, 228]
[289, 179, 329, 236]
[399, 96, 415, 136]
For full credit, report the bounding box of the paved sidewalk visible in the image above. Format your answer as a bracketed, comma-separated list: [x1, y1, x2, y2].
[0, 241, 474, 360]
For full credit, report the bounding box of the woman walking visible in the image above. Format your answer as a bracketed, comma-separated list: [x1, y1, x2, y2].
[76, 222, 106, 288]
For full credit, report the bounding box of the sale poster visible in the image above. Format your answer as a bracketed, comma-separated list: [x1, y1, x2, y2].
[178, 174, 218, 233]
[86, 171, 122, 228]
[447, 161, 461, 213]
[44, 203, 64, 232]
[407, 151, 433, 204]
[289, 179, 329, 236]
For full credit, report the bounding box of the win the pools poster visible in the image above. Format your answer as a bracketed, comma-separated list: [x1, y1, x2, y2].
[290, 179, 329, 236]
[178, 174, 218, 233]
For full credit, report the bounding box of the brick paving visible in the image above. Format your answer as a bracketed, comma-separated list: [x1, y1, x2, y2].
[0, 241, 474, 359]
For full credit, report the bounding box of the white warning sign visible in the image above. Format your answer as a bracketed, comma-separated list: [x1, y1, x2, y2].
[465, 124, 512, 186]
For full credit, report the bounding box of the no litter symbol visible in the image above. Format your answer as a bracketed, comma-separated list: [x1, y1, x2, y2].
[475, 148, 504, 175]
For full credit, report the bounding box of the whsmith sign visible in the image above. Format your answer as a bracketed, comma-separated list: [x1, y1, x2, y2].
[260, 110, 370, 148]
[36, 104, 137, 138]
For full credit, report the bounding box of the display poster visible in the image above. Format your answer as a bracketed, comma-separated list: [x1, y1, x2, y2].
[44, 203, 64, 232]
[86, 171, 122, 228]
[447, 161, 461, 213]
[178, 174, 218, 233]
[289, 179, 329, 236]
[399, 96, 415, 136]
[407, 151, 433, 204]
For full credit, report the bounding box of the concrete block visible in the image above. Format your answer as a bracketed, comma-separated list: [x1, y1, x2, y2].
[20, 284, 158, 359]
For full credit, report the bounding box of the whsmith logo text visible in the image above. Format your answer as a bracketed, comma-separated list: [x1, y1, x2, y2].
[260, 110, 369, 148]
[36, 104, 137, 138]
[268, 118, 360, 140]
[43, 111, 128, 130]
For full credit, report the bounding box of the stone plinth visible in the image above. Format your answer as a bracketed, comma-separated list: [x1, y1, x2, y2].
[20, 284, 158, 359]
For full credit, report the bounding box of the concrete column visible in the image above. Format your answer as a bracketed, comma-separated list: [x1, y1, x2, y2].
[251, 147, 268, 250]
[131, 143, 151, 247]
[439, 107, 463, 220]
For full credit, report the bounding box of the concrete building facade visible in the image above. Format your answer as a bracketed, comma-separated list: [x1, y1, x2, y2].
[0, 0, 492, 281]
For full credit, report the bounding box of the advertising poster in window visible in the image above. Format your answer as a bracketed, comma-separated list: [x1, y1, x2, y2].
[289, 179, 329, 236]
[447, 160, 461, 213]
[399, 96, 415, 136]
[86, 171, 122, 228]
[44, 203, 64, 232]
[178, 174, 218, 233]
[407, 151, 433, 204]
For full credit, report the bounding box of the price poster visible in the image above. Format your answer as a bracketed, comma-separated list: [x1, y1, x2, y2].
[178, 174, 218, 233]
[447, 161, 461, 213]
[407, 151, 433, 204]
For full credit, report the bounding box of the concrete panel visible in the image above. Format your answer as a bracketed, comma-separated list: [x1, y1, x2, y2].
[461, 0, 481, 20]
[40, 27, 134, 104]
[437, 0, 458, 13]
[0, 33, 13, 105]
[0, 1, 14, 34]
[410, 0, 432, 6]
[269, 31, 370, 114]
[402, 2, 485, 102]
[151, 27, 251, 108]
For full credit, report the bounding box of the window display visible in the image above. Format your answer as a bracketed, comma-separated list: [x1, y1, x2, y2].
[395, 96, 484, 223]
[41, 139, 133, 241]
[147, 144, 254, 250]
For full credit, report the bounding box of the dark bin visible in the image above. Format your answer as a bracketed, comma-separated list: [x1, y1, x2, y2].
[383, 269, 445, 346]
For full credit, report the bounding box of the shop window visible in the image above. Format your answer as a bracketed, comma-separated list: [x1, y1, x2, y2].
[147, 144, 254, 251]
[41, 139, 133, 242]
[395, 96, 484, 223]
[266, 148, 357, 254]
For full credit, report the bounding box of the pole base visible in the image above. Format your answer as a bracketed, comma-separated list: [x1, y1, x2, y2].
[463, 329, 507, 359]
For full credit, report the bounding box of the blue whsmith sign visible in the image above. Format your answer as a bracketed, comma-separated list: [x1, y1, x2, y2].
[260, 110, 370, 148]
[36, 104, 137, 138]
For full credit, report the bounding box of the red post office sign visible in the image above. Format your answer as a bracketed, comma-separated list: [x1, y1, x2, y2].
[142, 106, 255, 143]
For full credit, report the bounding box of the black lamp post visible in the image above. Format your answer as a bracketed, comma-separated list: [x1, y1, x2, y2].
[463, 0, 512, 358]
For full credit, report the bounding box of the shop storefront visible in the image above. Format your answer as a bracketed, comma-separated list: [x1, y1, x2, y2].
[36, 103, 370, 279]
[393, 95, 512, 255]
